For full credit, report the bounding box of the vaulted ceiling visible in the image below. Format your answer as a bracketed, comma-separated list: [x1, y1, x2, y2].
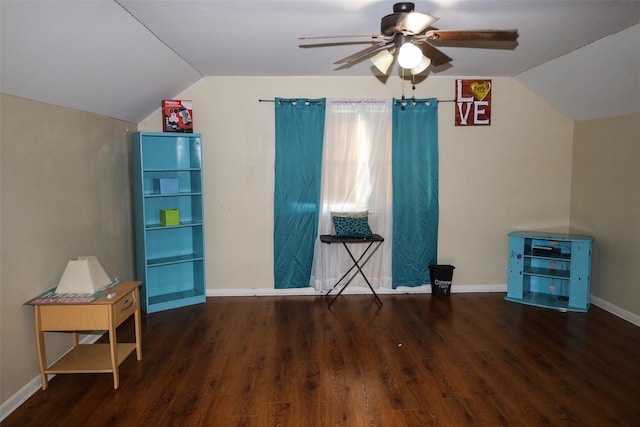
[1, 1, 639, 122]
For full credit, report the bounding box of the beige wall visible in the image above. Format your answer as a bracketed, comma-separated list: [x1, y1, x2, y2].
[139, 76, 574, 290]
[3, 76, 637, 413]
[571, 112, 640, 315]
[0, 94, 136, 405]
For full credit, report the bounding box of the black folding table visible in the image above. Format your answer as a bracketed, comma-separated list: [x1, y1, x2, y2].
[320, 234, 384, 306]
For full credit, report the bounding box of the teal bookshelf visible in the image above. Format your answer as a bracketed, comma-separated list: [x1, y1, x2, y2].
[131, 132, 206, 313]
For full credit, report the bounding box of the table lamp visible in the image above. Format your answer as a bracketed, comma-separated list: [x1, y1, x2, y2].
[55, 256, 112, 294]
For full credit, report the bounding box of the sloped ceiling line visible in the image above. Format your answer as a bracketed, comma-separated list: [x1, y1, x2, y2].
[113, 0, 202, 78]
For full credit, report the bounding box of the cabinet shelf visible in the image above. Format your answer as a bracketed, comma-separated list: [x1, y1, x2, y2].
[523, 268, 570, 279]
[145, 221, 203, 230]
[143, 168, 201, 172]
[524, 253, 571, 261]
[147, 254, 204, 267]
[148, 290, 205, 312]
[142, 195, 202, 226]
[132, 132, 206, 313]
[144, 192, 202, 198]
[505, 292, 572, 311]
[507, 231, 593, 312]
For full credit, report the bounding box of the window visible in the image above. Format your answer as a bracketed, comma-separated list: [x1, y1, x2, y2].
[310, 99, 393, 290]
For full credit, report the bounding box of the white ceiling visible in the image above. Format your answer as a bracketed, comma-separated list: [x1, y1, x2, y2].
[1, 0, 639, 122]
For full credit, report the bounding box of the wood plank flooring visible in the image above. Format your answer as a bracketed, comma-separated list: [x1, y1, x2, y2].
[4, 293, 640, 426]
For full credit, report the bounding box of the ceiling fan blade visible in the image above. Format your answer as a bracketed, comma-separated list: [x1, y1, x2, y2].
[416, 41, 453, 67]
[334, 41, 393, 65]
[299, 34, 386, 42]
[300, 41, 381, 49]
[424, 29, 519, 42]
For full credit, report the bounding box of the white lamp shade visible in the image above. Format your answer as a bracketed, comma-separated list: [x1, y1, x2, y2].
[55, 256, 112, 294]
[411, 55, 432, 74]
[371, 49, 395, 74]
[397, 42, 423, 69]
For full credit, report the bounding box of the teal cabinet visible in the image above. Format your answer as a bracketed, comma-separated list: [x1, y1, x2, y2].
[131, 132, 206, 313]
[506, 231, 593, 312]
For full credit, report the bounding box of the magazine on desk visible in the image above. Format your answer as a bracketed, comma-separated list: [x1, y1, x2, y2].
[25, 280, 121, 305]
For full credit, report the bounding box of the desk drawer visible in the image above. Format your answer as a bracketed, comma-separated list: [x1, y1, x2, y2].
[113, 290, 138, 326]
[38, 305, 110, 330]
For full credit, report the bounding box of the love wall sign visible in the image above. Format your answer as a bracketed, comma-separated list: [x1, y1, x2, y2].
[455, 79, 492, 126]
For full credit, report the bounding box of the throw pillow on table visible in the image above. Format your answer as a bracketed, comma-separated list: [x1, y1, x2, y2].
[331, 211, 373, 238]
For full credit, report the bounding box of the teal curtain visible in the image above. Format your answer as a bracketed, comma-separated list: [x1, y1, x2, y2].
[274, 98, 326, 288]
[392, 98, 439, 288]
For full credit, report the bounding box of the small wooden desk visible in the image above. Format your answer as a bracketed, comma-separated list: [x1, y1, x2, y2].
[30, 280, 143, 390]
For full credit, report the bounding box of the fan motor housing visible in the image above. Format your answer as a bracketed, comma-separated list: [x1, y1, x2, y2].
[393, 2, 414, 13]
[381, 3, 417, 36]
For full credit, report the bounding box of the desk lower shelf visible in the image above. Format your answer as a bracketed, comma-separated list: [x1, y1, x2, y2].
[47, 343, 137, 374]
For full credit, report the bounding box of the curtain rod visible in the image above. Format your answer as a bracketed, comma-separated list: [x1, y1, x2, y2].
[258, 99, 455, 103]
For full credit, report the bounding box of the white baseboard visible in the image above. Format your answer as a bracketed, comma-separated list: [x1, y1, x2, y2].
[206, 283, 508, 297]
[590, 295, 640, 327]
[0, 333, 102, 422]
[206, 287, 638, 328]
[0, 375, 47, 422]
[3, 287, 637, 422]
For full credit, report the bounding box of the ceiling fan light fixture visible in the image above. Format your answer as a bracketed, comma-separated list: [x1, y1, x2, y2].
[300, 2, 518, 77]
[410, 55, 432, 75]
[397, 42, 422, 69]
[371, 49, 395, 74]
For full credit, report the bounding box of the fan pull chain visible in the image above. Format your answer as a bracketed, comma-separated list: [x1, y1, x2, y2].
[411, 74, 417, 99]
[400, 71, 418, 102]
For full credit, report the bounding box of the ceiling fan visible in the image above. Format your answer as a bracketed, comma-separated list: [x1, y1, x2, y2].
[299, 2, 519, 75]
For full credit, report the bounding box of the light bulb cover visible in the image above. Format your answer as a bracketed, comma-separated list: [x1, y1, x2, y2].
[371, 49, 395, 74]
[411, 55, 432, 74]
[397, 42, 423, 69]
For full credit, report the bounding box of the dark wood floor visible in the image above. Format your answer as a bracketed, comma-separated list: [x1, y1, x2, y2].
[4, 292, 640, 426]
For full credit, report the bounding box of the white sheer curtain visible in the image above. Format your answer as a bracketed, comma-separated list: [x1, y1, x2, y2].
[309, 99, 393, 291]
